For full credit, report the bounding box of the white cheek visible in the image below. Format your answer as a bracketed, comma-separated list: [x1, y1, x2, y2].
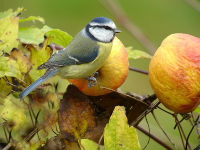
[89, 28, 113, 42]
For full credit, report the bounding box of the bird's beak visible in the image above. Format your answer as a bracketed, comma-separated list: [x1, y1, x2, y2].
[114, 28, 121, 33]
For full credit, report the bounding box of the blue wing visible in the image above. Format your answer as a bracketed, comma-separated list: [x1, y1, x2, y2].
[38, 31, 99, 69]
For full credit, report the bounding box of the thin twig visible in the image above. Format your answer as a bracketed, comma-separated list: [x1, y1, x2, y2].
[151, 111, 175, 147]
[183, 0, 200, 13]
[136, 126, 172, 150]
[129, 67, 148, 75]
[177, 122, 186, 150]
[174, 114, 192, 150]
[157, 106, 174, 115]
[24, 127, 39, 142]
[78, 139, 86, 150]
[185, 115, 199, 150]
[174, 115, 191, 129]
[98, 0, 156, 54]
[100, 86, 149, 105]
[2, 142, 13, 150]
[98, 132, 104, 150]
[143, 114, 151, 150]
[3, 125, 8, 143]
[132, 101, 160, 126]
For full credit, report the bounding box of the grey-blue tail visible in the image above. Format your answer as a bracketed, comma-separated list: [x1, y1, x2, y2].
[19, 69, 57, 100]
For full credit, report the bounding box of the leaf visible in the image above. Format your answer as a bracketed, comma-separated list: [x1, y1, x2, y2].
[45, 29, 73, 47]
[126, 47, 152, 59]
[28, 38, 52, 81]
[58, 85, 96, 142]
[0, 56, 21, 78]
[18, 27, 44, 45]
[81, 139, 104, 150]
[19, 16, 45, 24]
[104, 106, 141, 150]
[9, 49, 31, 76]
[0, 78, 12, 102]
[0, 95, 27, 130]
[194, 106, 200, 114]
[41, 25, 52, 33]
[0, 9, 13, 19]
[0, 9, 21, 54]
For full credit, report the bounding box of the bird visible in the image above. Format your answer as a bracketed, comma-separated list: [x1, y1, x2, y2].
[19, 17, 121, 99]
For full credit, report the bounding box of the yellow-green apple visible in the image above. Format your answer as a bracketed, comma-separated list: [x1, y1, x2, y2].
[68, 37, 129, 96]
[149, 33, 200, 113]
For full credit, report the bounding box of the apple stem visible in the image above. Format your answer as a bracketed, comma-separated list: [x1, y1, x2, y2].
[129, 67, 148, 75]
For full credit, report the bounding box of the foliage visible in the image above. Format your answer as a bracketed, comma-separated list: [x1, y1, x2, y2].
[104, 106, 141, 150]
[126, 47, 152, 60]
[0, 8, 143, 150]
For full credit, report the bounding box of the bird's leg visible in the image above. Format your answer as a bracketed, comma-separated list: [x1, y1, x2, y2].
[86, 72, 99, 88]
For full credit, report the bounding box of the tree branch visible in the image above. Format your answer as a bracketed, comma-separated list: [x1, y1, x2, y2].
[129, 67, 149, 75]
[183, 0, 200, 13]
[98, 0, 156, 54]
[136, 125, 173, 150]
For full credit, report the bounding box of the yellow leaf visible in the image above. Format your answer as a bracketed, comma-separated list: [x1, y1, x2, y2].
[104, 106, 141, 150]
[0, 56, 21, 78]
[10, 49, 31, 76]
[28, 38, 52, 81]
[0, 8, 22, 54]
[0, 95, 27, 130]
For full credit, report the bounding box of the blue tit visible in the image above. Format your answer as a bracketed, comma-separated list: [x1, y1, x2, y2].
[19, 17, 121, 99]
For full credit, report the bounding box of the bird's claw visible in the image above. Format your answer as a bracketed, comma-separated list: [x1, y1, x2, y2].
[86, 72, 99, 88]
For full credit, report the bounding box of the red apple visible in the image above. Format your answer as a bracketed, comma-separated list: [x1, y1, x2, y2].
[149, 33, 200, 113]
[68, 37, 129, 96]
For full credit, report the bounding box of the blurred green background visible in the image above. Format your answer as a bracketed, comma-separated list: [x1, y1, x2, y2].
[1, 0, 200, 149]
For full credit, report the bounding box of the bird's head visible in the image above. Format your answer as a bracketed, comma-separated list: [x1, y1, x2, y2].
[85, 17, 121, 43]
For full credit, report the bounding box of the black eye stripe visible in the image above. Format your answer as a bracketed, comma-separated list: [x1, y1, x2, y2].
[89, 25, 113, 31]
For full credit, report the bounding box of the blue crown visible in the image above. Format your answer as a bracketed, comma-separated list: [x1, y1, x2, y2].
[90, 17, 112, 24]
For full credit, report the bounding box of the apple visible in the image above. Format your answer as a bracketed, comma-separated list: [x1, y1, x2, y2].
[68, 37, 129, 96]
[149, 33, 200, 113]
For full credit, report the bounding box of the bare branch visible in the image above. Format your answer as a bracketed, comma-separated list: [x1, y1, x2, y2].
[98, 0, 156, 54]
[129, 67, 149, 75]
[136, 126, 173, 150]
[151, 111, 175, 147]
[183, 0, 200, 13]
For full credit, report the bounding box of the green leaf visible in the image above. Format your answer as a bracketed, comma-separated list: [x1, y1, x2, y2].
[19, 16, 45, 24]
[194, 106, 200, 114]
[0, 9, 13, 19]
[18, 27, 44, 45]
[41, 25, 52, 33]
[0, 9, 20, 54]
[104, 106, 141, 150]
[126, 47, 152, 59]
[45, 29, 73, 47]
[81, 139, 104, 150]
[0, 56, 21, 78]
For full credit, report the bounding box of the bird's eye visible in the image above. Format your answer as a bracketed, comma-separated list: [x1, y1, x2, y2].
[104, 26, 111, 30]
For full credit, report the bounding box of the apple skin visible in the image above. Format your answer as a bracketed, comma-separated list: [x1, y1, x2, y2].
[149, 33, 200, 113]
[68, 37, 129, 96]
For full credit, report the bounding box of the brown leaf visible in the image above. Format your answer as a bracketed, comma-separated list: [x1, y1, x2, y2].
[58, 85, 155, 143]
[58, 85, 96, 142]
